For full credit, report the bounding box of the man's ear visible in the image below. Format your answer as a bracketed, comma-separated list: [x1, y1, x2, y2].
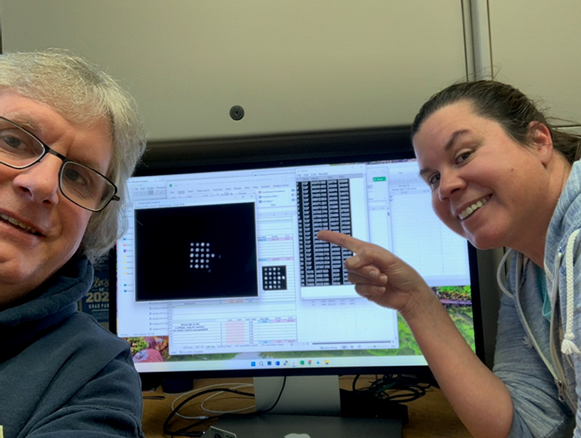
[528, 121, 553, 165]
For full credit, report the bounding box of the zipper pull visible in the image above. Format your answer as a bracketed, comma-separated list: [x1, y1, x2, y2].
[557, 379, 566, 402]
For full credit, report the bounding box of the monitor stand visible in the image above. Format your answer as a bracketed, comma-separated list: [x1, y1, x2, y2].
[214, 375, 405, 438]
[254, 375, 341, 415]
[253, 375, 407, 421]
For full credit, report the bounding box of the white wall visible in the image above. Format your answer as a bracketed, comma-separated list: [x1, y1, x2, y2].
[0, 0, 468, 141]
[477, 0, 581, 127]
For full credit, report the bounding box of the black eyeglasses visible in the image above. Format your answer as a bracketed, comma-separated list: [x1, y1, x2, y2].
[0, 116, 118, 212]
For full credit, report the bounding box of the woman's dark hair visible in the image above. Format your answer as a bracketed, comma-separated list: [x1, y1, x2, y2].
[411, 80, 581, 164]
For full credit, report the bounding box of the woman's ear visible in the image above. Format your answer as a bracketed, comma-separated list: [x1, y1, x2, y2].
[528, 121, 553, 165]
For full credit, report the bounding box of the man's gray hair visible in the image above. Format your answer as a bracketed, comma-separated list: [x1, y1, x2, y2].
[0, 49, 147, 262]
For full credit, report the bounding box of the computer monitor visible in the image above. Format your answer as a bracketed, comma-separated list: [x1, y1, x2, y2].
[110, 126, 485, 417]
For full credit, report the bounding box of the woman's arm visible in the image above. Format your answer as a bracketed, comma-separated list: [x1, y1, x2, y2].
[317, 230, 513, 438]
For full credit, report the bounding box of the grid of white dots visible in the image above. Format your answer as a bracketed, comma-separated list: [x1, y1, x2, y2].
[263, 266, 286, 289]
[189, 242, 216, 269]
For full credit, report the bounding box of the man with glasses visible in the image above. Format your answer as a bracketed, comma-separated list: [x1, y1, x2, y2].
[0, 116, 120, 212]
[0, 50, 146, 437]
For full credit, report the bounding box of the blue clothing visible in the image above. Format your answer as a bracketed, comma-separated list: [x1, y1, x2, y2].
[537, 269, 552, 322]
[494, 161, 581, 437]
[0, 257, 144, 438]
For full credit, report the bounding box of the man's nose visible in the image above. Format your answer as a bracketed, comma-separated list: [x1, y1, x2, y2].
[12, 154, 62, 205]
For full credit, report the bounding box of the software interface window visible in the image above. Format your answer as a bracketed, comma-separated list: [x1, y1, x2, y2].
[116, 159, 470, 370]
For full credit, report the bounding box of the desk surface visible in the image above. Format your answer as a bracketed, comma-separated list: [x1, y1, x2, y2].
[141, 377, 470, 438]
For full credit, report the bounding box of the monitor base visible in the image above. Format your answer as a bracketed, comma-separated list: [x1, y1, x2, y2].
[212, 413, 403, 438]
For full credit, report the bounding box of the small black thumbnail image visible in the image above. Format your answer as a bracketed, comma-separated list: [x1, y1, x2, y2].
[262, 266, 287, 291]
[134, 201, 258, 301]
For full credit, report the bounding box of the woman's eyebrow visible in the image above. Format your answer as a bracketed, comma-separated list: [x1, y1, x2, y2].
[444, 129, 470, 152]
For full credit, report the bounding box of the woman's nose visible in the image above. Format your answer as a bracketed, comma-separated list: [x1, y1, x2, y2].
[12, 155, 62, 205]
[438, 169, 465, 201]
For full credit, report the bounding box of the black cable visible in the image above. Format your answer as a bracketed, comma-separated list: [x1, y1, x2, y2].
[351, 374, 432, 404]
[352, 374, 382, 392]
[255, 376, 287, 414]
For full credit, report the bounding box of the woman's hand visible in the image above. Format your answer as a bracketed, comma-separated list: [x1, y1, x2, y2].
[317, 230, 434, 318]
[318, 231, 513, 438]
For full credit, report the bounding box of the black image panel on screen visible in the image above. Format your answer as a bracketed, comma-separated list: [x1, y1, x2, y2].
[134, 201, 258, 301]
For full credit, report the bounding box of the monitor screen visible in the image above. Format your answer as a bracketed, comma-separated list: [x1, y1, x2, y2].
[110, 128, 483, 395]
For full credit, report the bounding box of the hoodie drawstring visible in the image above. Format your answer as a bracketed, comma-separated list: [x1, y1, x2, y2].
[497, 248, 515, 299]
[561, 229, 580, 355]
